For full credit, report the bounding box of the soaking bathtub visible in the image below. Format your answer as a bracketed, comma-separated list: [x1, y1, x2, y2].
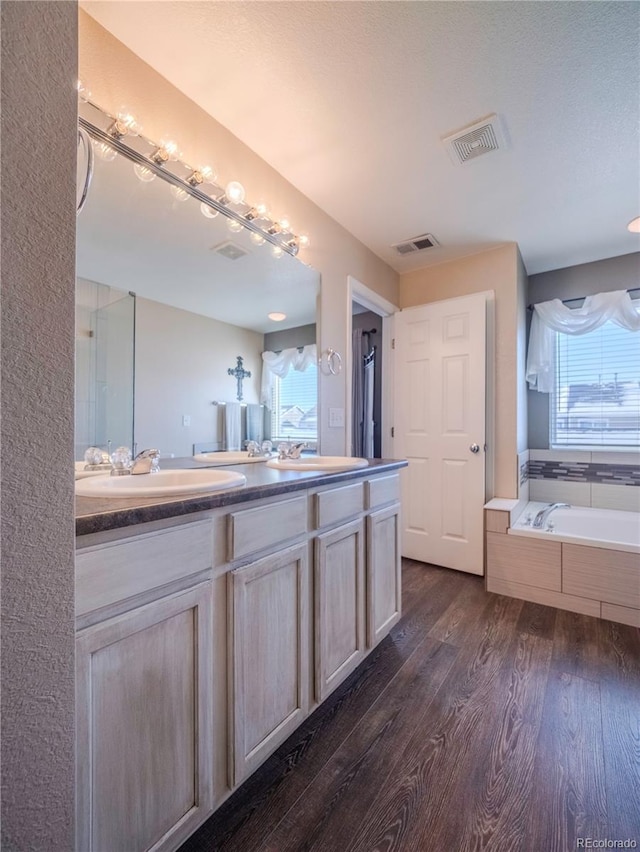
[485, 501, 640, 627]
[510, 502, 640, 555]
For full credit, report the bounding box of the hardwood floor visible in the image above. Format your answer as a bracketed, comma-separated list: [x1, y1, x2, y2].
[179, 560, 640, 852]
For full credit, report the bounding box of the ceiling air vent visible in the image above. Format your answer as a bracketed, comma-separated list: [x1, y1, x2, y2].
[211, 240, 249, 261]
[442, 113, 506, 165]
[393, 233, 440, 256]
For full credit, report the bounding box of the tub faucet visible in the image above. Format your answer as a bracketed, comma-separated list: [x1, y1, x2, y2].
[131, 448, 161, 475]
[532, 502, 570, 528]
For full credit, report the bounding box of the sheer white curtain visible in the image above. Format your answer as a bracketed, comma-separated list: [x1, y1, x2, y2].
[526, 290, 640, 393]
[261, 344, 317, 405]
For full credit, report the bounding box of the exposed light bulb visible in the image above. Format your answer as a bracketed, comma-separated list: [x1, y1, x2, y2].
[94, 141, 117, 162]
[226, 217, 244, 233]
[76, 79, 91, 101]
[225, 181, 246, 205]
[187, 165, 217, 188]
[171, 186, 190, 202]
[133, 163, 156, 183]
[272, 245, 284, 259]
[298, 234, 310, 249]
[162, 140, 180, 159]
[245, 200, 271, 221]
[268, 312, 287, 322]
[279, 216, 291, 232]
[112, 109, 141, 137]
[628, 216, 640, 233]
[152, 140, 180, 165]
[249, 231, 265, 246]
[200, 202, 219, 219]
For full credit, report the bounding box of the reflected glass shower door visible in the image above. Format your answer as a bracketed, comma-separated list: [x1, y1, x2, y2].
[75, 283, 135, 460]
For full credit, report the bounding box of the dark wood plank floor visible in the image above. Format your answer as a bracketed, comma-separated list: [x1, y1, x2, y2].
[180, 560, 640, 852]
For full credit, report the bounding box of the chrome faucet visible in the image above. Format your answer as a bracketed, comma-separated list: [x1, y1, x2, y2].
[277, 441, 306, 460]
[131, 448, 161, 475]
[246, 440, 273, 458]
[532, 502, 570, 528]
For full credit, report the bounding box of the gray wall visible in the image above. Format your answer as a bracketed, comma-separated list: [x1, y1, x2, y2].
[1, 3, 77, 848]
[263, 322, 316, 352]
[527, 252, 640, 447]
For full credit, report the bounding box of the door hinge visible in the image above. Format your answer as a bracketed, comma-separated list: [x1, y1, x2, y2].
[391, 338, 395, 349]
[391, 426, 395, 438]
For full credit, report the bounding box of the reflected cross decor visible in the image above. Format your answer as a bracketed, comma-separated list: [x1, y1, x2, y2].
[228, 356, 251, 401]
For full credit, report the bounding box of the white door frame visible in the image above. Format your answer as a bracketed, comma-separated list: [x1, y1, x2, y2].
[346, 275, 399, 458]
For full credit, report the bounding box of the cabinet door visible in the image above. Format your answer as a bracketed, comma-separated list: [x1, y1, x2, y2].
[229, 543, 309, 786]
[314, 519, 365, 702]
[367, 504, 402, 647]
[76, 583, 214, 852]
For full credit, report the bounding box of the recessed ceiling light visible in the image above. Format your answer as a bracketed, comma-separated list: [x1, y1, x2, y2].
[268, 312, 287, 322]
[627, 216, 640, 233]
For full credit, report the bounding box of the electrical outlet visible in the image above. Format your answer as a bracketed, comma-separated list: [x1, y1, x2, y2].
[182, 415, 191, 427]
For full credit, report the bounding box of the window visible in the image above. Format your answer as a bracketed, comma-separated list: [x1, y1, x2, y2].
[551, 307, 640, 448]
[270, 363, 318, 446]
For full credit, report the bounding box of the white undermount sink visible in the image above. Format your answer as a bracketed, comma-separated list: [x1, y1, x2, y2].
[193, 451, 273, 465]
[75, 468, 247, 498]
[266, 455, 369, 472]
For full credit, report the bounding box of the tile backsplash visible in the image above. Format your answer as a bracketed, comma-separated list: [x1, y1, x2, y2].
[522, 449, 639, 511]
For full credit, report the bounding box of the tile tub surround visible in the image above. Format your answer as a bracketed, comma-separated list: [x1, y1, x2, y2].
[527, 459, 639, 486]
[484, 503, 640, 627]
[519, 449, 639, 511]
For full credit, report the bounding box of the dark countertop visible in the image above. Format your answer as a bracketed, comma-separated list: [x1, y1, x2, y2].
[76, 457, 407, 537]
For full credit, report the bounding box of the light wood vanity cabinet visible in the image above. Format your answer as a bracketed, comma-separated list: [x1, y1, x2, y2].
[366, 504, 402, 646]
[76, 582, 214, 852]
[314, 519, 366, 701]
[75, 469, 403, 852]
[228, 542, 309, 786]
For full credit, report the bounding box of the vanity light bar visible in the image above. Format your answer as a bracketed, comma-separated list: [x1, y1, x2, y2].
[77, 98, 308, 258]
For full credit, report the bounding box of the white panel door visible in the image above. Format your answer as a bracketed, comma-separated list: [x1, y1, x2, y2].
[394, 293, 487, 574]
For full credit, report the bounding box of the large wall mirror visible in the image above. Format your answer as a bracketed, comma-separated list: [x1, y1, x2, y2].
[75, 105, 320, 462]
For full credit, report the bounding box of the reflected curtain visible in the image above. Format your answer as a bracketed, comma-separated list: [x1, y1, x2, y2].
[526, 290, 640, 393]
[352, 330, 375, 457]
[261, 344, 317, 405]
[352, 329, 365, 456]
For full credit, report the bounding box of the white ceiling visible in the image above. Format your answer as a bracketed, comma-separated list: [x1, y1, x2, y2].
[82, 1, 640, 276]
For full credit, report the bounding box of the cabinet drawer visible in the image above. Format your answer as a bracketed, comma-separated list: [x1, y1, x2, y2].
[76, 520, 213, 617]
[228, 496, 308, 561]
[314, 482, 364, 529]
[366, 474, 400, 509]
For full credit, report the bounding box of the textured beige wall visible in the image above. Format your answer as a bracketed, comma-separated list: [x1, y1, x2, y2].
[1, 2, 77, 848]
[78, 11, 399, 455]
[399, 244, 520, 498]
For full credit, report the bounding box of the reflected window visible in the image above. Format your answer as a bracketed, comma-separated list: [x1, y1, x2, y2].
[270, 364, 318, 446]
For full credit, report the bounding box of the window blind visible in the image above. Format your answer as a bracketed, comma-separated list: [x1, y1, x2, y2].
[551, 308, 640, 448]
[271, 364, 318, 443]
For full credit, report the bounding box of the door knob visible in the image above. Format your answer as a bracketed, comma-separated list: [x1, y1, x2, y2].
[470, 443, 480, 454]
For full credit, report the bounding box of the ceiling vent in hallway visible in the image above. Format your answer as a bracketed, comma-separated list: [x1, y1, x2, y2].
[442, 113, 506, 165]
[393, 233, 440, 256]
